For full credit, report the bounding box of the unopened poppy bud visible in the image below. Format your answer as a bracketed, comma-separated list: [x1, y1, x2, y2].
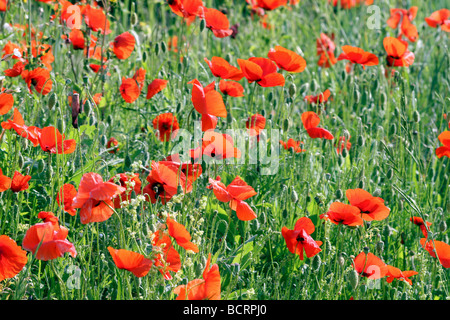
[65, 79, 72, 85]
[267, 91, 273, 102]
[106, 114, 114, 127]
[82, 75, 89, 86]
[260, 109, 266, 117]
[283, 118, 289, 132]
[398, 200, 403, 211]
[357, 135, 365, 147]
[282, 208, 288, 218]
[394, 107, 400, 118]
[376, 241, 384, 253]
[48, 92, 57, 110]
[358, 180, 364, 189]
[363, 246, 370, 254]
[310, 79, 318, 92]
[89, 114, 96, 126]
[37, 159, 45, 173]
[124, 154, 132, 168]
[154, 42, 159, 55]
[335, 188, 343, 200]
[46, 165, 54, 180]
[341, 148, 348, 158]
[312, 254, 321, 271]
[288, 83, 296, 97]
[349, 270, 359, 289]
[131, 12, 138, 26]
[387, 168, 394, 180]
[160, 41, 167, 53]
[100, 135, 107, 146]
[373, 188, 381, 197]
[84, 100, 92, 115]
[370, 140, 377, 152]
[338, 254, 345, 267]
[354, 90, 360, 104]
[439, 221, 447, 232]
[291, 188, 298, 203]
[325, 173, 331, 180]
[199, 18, 206, 32]
[18, 153, 24, 169]
[57, 118, 65, 133]
[142, 51, 148, 62]
[413, 110, 420, 123]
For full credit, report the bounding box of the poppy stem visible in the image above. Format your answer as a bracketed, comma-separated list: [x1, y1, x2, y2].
[50, 260, 68, 299]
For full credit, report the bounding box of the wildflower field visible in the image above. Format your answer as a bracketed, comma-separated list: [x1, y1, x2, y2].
[0, 0, 449, 303]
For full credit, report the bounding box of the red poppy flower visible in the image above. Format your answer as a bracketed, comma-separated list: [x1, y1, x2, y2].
[191, 130, 241, 162]
[279, 138, 306, 153]
[383, 37, 415, 67]
[63, 29, 85, 50]
[162, 154, 203, 186]
[38, 211, 60, 229]
[346, 188, 390, 221]
[166, 216, 199, 253]
[304, 89, 331, 104]
[120, 77, 140, 103]
[317, 33, 336, 56]
[0, 0, 8, 11]
[4, 61, 25, 77]
[410, 216, 432, 238]
[337, 46, 379, 69]
[318, 51, 338, 68]
[1, 108, 42, 147]
[320, 202, 364, 226]
[207, 175, 257, 221]
[133, 68, 146, 91]
[205, 57, 244, 81]
[152, 230, 181, 280]
[436, 131, 450, 158]
[107, 247, 153, 277]
[254, 0, 287, 11]
[237, 57, 285, 87]
[0, 235, 27, 282]
[22, 222, 77, 261]
[106, 137, 119, 153]
[387, 7, 418, 42]
[108, 173, 142, 209]
[38, 126, 76, 154]
[0, 168, 11, 192]
[143, 161, 180, 205]
[204, 8, 233, 38]
[58, 0, 83, 29]
[173, 253, 221, 300]
[386, 265, 418, 285]
[189, 78, 227, 119]
[425, 9, 450, 32]
[301, 111, 334, 140]
[56, 184, 77, 216]
[353, 252, 388, 279]
[0, 92, 13, 115]
[82, 4, 111, 34]
[72, 172, 126, 224]
[267, 45, 306, 73]
[329, 0, 373, 9]
[168, 0, 204, 21]
[420, 238, 450, 268]
[152, 112, 180, 142]
[21, 67, 53, 95]
[10, 171, 31, 193]
[281, 217, 322, 260]
[112, 31, 135, 60]
[219, 80, 244, 97]
[146, 79, 168, 99]
[246, 113, 266, 136]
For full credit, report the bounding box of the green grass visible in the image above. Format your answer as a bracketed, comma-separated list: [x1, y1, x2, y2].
[0, 0, 449, 300]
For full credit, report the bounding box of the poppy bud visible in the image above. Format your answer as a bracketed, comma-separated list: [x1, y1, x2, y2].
[37, 159, 45, 173]
[124, 154, 132, 169]
[65, 79, 72, 85]
[387, 168, 394, 180]
[48, 92, 57, 110]
[21, 138, 28, 150]
[310, 79, 318, 92]
[358, 180, 364, 189]
[363, 246, 370, 254]
[338, 254, 345, 267]
[439, 221, 447, 233]
[282, 208, 288, 218]
[312, 255, 321, 271]
[89, 114, 97, 126]
[291, 188, 298, 203]
[83, 75, 89, 86]
[376, 241, 384, 253]
[260, 109, 266, 117]
[106, 115, 114, 127]
[160, 41, 167, 53]
[283, 118, 289, 132]
[373, 188, 381, 197]
[267, 91, 273, 102]
[226, 112, 233, 124]
[154, 42, 159, 55]
[398, 200, 403, 211]
[341, 148, 348, 158]
[335, 188, 343, 200]
[325, 173, 331, 180]
[18, 153, 24, 169]
[100, 134, 107, 146]
[57, 118, 65, 133]
[131, 12, 138, 27]
[370, 140, 377, 152]
[288, 83, 296, 98]
[200, 18, 206, 32]
[349, 270, 359, 289]
[142, 51, 148, 63]
[357, 135, 364, 147]
[413, 110, 420, 123]
[84, 100, 92, 115]
[354, 90, 360, 104]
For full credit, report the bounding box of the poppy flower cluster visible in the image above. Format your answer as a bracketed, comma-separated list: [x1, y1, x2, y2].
[0, 169, 31, 193]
